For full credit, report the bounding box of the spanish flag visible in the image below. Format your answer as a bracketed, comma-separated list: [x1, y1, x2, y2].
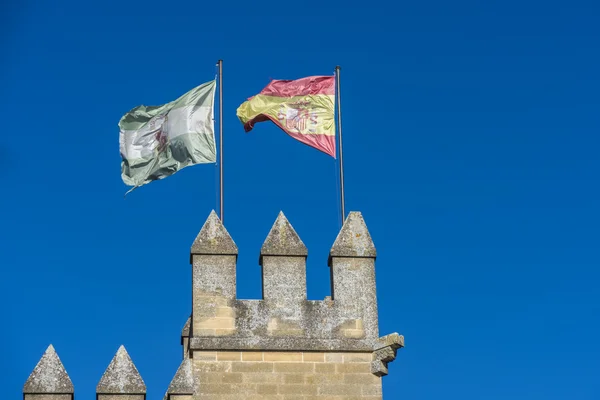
[236, 76, 336, 157]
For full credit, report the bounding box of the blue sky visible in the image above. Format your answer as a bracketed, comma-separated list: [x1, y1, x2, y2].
[2, 0, 599, 398]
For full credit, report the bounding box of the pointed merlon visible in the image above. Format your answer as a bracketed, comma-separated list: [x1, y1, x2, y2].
[23, 345, 74, 394]
[97, 345, 146, 394]
[180, 316, 191, 344]
[190, 210, 238, 260]
[329, 212, 376, 265]
[260, 211, 307, 264]
[166, 358, 194, 396]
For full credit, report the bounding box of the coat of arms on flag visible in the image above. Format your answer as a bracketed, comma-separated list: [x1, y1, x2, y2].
[237, 76, 336, 157]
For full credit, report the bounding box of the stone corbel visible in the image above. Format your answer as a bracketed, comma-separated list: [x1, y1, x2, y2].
[371, 333, 404, 376]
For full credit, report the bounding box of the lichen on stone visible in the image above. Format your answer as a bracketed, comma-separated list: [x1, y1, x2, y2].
[96, 345, 146, 394]
[23, 345, 74, 394]
[260, 211, 307, 261]
[329, 212, 377, 263]
[190, 210, 238, 258]
[166, 358, 194, 395]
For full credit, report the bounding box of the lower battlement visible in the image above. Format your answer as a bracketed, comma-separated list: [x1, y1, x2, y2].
[23, 211, 404, 400]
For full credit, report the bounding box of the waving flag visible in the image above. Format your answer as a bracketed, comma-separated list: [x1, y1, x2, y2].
[119, 80, 216, 191]
[236, 76, 336, 157]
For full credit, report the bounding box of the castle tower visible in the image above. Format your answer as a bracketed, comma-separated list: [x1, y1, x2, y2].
[183, 211, 403, 399]
[24, 211, 403, 399]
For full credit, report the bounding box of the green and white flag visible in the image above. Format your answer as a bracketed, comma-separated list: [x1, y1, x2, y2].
[119, 80, 216, 191]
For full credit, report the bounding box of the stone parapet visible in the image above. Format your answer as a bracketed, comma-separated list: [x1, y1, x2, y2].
[188, 211, 393, 353]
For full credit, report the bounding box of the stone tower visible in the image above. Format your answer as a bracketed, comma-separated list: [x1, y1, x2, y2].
[24, 211, 403, 399]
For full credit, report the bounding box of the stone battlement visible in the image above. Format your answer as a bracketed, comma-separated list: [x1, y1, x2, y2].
[187, 211, 392, 354]
[23, 211, 403, 400]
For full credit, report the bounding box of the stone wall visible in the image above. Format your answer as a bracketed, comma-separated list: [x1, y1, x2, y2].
[191, 350, 382, 400]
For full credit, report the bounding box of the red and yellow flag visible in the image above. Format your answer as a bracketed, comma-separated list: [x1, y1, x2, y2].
[236, 76, 336, 157]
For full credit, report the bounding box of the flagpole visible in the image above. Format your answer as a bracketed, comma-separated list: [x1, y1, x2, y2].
[335, 66, 346, 223]
[217, 59, 224, 223]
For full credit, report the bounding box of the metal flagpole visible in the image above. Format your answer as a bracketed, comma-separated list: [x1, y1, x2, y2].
[217, 60, 224, 223]
[335, 66, 346, 223]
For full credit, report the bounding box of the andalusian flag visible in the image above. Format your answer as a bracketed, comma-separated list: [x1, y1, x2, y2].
[119, 80, 216, 190]
[236, 76, 336, 157]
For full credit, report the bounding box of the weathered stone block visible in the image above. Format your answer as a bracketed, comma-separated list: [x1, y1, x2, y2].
[241, 352, 263, 361]
[197, 383, 234, 394]
[256, 383, 278, 394]
[303, 352, 325, 362]
[344, 373, 381, 385]
[193, 361, 231, 373]
[370, 360, 389, 377]
[263, 352, 303, 362]
[216, 351, 241, 361]
[344, 352, 373, 363]
[242, 372, 281, 384]
[278, 383, 318, 396]
[283, 373, 305, 384]
[167, 395, 193, 400]
[315, 363, 335, 374]
[97, 395, 145, 400]
[318, 384, 364, 396]
[335, 362, 371, 374]
[194, 351, 217, 361]
[362, 384, 383, 396]
[325, 353, 344, 362]
[274, 362, 315, 373]
[231, 362, 274, 373]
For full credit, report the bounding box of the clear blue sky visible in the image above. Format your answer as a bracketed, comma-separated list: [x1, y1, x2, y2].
[2, 0, 599, 398]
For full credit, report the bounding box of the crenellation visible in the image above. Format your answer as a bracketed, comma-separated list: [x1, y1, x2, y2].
[165, 358, 194, 400]
[190, 211, 238, 342]
[190, 210, 239, 259]
[23, 345, 74, 400]
[24, 210, 402, 399]
[187, 211, 388, 357]
[96, 346, 146, 400]
[328, 212, 380, 341]
[260, 214, 307, 290]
